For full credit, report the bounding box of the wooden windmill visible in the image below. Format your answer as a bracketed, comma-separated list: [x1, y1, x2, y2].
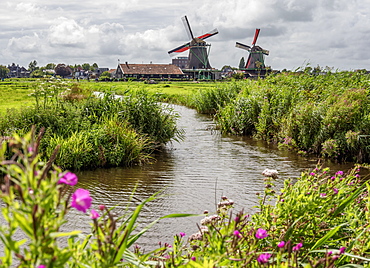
[236, 29, 269, 72]
[168, 16, 218, 70]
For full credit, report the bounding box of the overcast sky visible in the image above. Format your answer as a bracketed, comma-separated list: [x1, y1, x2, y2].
[1, 0, 369, 71]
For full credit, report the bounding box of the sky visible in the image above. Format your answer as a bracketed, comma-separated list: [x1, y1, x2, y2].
[1, 0, 369, 71]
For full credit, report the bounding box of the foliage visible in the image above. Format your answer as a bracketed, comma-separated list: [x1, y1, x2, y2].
[0, 130, 193, 267]
[0, 65, 9, 78]
[216, 71, 370, 162]
[54, 64, 72, 78]
[0, 81, 182, 170]
[158, 165, 370, 267]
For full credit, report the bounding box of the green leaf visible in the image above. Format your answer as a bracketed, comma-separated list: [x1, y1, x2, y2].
[50, 230, 81, 238]
[310, 223, 346, 250]
[332, 183, 366, 217]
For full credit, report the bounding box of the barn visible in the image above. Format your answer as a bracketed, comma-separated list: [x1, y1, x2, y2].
[114, 62, 185, 80]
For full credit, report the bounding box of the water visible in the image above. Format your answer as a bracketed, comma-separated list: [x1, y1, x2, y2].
[67, 104, 354, 251]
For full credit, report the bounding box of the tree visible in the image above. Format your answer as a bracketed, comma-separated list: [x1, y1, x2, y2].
[92, 63, 99, 69]
[30, 69, 44, 78]
[54, 64, 72, 78]
[82, 63, 91, 71]
[0, 65, 9, 78]
[28, 60, 38, 72]
[45, 63, 56, 70]
[238, 57, 245, 69]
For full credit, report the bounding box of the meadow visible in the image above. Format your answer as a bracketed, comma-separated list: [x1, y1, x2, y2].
[1, 74, 370, 267]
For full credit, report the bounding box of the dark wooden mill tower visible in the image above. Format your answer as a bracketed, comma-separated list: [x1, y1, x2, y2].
[236, 29, 269, 76]
[168, 16, 218, 71]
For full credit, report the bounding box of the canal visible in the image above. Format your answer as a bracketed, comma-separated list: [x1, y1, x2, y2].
[68, 104, 354, 251]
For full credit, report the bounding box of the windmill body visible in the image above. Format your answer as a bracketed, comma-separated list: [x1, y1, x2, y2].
[168, 16, 218, 70]
[236, 29, 269, 74]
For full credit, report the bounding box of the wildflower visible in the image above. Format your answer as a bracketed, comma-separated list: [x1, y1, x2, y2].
[71, 188, 92, 213]
[327, 251, 333, 256]
[339, 246, 346, 254]
[179, 232, 186, 237]
[233, 230, 242, 238]
[257, 253, 271, 264]
[98, 204, 105, 211]
[293, 242, 303, 251]
[333, 188, 339, 194]
[336, 171, 344, 176]
[277, 241, 285, 248]
[320, 193, 326, 197]
[38, 266, 46, 268]
[309, 172, 316, 176]
[90, 209, 100, 219]
[255, 228, 268, 239]
[191, 256, 196, 261]
[58, 172, 78, 186]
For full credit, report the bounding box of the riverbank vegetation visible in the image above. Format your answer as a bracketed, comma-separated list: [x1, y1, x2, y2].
[0, 79, 182, 170]
[184, 70, 370, 163]
[1, 131, 369, 267]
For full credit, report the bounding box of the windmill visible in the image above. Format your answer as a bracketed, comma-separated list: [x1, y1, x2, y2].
[168, 16, 218, 70]
[236, 29, 269, 73]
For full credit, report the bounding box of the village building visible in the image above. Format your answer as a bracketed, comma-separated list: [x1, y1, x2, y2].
[114, 62, 185, 80]
[7, 63, 30, 78]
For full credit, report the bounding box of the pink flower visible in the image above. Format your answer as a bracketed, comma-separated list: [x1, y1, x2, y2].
[58, 172, 78, 186]
[333, 188, 339, 194]
[277, 241, 285, 248]
[255, 228, 268, 239]
[336, 171, 344, 176]
[293, 242, 303, 251]
[339, 246, 346, 254]
[233, 230, 242, 238]
[38, 266, 46, 268]
[179, 232, 186, 237]
[257, 253, 271, 264]
[191, 256, 196, 261]
[90, 209, 100, 219]
[98, 204, 106, 211]
[71, 189, 92, 213]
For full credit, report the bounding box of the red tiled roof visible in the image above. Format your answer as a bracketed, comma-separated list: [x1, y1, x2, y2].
[118, 64, 183, 75]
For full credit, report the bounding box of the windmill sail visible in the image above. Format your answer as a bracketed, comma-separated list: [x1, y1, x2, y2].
[168, 16, 218, 70]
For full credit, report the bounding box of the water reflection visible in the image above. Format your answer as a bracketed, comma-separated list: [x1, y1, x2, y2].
[66, 105, 355, 250]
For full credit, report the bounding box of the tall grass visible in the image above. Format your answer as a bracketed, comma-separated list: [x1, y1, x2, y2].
[0, 82, 182, 170]
[216, 71, 370, 162]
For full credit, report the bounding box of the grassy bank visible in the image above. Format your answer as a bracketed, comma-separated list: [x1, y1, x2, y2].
[0, 79, 183, 170]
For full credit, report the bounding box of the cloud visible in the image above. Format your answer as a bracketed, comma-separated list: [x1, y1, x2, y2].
[48, 17, 86, 47]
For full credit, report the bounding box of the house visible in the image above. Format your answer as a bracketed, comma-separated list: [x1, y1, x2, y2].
[114, 62, 185, 80]
[172, 57, 189, 69]
[7, 63, 30, 78]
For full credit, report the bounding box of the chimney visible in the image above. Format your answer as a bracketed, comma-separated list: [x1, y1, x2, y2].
[125, 62, 129, 69]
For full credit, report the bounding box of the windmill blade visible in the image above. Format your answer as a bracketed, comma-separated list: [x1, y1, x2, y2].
[252, 28, 260, 45]
[197, 28, 218, 40]
[182, 16, 194, 40]
[168, 42, 191, 56]
[235, 42, 251, 51]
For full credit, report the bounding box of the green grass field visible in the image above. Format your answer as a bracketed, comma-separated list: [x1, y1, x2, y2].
[0, 79, 219, 114]
[0, 81, 35, 115]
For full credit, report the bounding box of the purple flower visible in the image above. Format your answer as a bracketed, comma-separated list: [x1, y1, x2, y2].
[336, 171, 344, 176]
[90, 209, 100, 219]
[333, 188, 339, 194]
[257, 253, 271, 264]
[71, 188, 92, 213]
[255, 228, 268, 239]
[320, 193, 327, 197]
[191, 256, 196, 261]
[277, 241, 285, 248]
[233, 230, 242, 238]
[293, 242, 303, 251]
[309, 172, 316, 176]
[58, 172, 78, 186]
[98, 204, 105, 211]
[38, 266, 46, 268]
[339, 246, 346, 254]
[179, 232, 186, 237]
